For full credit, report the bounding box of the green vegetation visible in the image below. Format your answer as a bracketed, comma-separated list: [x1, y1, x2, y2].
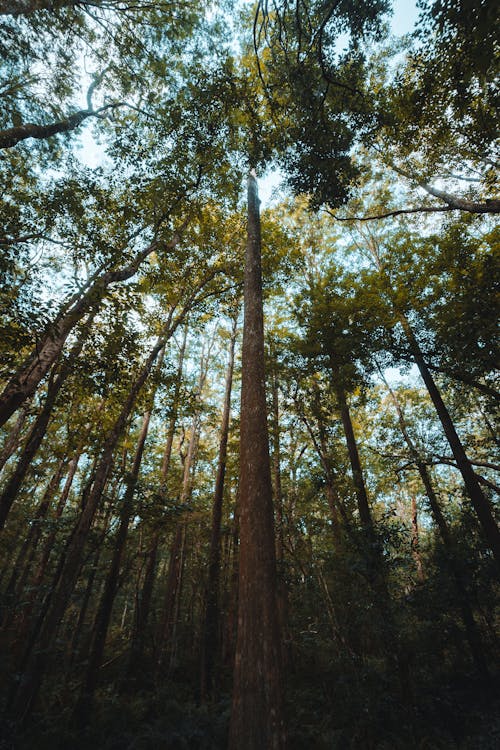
[0, 1, 498, 748]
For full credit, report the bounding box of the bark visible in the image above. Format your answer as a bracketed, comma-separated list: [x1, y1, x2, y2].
[270, 367, 290, 660]
[74, 410, 152, 726]
[228, 173, 286, 750]
[331, 371, 372, 531]
[0, 228, 184, 428]
[200, 316, 237, 700]
[415, 181, 500, 214]
[222, 495, 239, 668]
[400, 317, 500, 568]
[0, 309, 96, 529]
[270, 367, 285, 564]
[0, 104, 123, 149]
[0, 402, 30, 474]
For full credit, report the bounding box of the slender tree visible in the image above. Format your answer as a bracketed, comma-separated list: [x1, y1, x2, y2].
[200, 314, 237, 700]
[228, 173, 286, 750]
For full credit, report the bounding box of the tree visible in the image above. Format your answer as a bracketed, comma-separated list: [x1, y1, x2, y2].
[229, 174, 286, 750]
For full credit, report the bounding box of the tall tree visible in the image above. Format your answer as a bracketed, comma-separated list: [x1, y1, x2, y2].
[229, 173, 285, 750]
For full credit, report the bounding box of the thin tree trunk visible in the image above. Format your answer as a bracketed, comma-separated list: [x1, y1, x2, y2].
[379, 368, 490, 678]
[410, 496, 424, 582]
[228, 173, 285, 750]
[0, 228, 185, 428]
[400, 317, 500, 568]
[0, 402, 30, 474]
[200, 316, 237, 700]
[74, 409, 152, 725]
[331, 371, 372, 531]
[0, 309, 97, 529]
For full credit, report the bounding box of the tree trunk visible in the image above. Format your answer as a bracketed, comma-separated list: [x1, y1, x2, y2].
[0, 402, 30, 474]
[200, 316, 237, 700]
[74, 409, 152, 725]
[228, 173, 286, 750]
[270, 367, 290, 660]
[410, 496, 424, 582]
[0, 309, 96, 529]
[9, 335, 166, 723]
[331, 371, 372, 531]
[0, 229, 185, 428]
[379, 369, 489, 678]
[400, 317, 500, 568]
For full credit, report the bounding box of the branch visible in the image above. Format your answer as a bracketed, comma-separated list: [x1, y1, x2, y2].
[392, 163, 500, 214]
[327, 205, 457, 222]
[0, 101, 124, 149]
[436, 456, 500, 474]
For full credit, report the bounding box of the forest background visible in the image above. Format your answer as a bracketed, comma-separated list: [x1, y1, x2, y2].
[0, 0, 498, 748]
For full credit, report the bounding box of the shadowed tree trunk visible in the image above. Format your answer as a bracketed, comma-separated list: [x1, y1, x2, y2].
[399, 317, 500, 568]
[128, 328, 188, 677]
[330, 366, 372, 531]
[379, 369, 490, 679]
[74, 408, 153, 726]
[0, 402, 31, 475]
[200, 315, 237, 700]
[228, 173, 286, 750]
[410, 496, 424, 582]
[0, 309, 96, 529]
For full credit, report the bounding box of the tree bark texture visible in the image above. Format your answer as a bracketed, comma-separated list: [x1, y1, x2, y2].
[228, 173, 286, 750]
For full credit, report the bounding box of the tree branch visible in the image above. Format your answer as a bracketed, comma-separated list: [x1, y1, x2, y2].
[0, 101, 125, 149]
[327, 205, 457, 221]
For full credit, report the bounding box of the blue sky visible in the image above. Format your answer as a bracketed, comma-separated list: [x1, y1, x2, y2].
[391, 0, 418, 35]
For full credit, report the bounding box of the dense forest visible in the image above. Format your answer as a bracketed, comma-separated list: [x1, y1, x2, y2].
[0, 1, 498, 748]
